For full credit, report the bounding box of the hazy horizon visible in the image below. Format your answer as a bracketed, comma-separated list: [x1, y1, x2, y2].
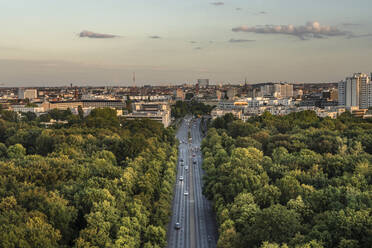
[1, 0, 372, 86]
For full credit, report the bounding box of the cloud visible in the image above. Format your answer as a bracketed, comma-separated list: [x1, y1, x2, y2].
[347, 33, 372, 39]
[149, 35, 161, 39]
[210, 2, 224, 6]
[342, 23, 360, 27]
[79, 30, 118, 39]
[229, 38, 255, 43]
[259, 11, 267, 15]
[232, 21, 348, 40]
[236, 8, 242, 11]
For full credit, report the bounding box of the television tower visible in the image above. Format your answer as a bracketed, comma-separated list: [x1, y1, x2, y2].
[133, 72, 136, 87]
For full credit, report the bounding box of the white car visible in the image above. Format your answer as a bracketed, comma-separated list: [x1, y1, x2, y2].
[185, 166, 188, 170]
[175, 222, 181, 230]
[184, 191, 189, 196]
[179, 176, 184, 181]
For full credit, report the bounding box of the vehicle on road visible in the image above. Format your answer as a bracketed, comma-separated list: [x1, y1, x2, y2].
[179, 176, 184, 181]
[180, 159, 183, 162]
[175, 222, 181, 230]
[193, 160, 197, 165]
[184, 191, 189, 196]
[185, 166, 188, 170]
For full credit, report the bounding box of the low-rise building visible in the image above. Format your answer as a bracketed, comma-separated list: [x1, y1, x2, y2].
[82, 100, 126, 109]
[41, 100, 125, 111]
[11, 105, 45, 114]
[124, 101, 171, 127]
[211, 108, 242, 120]
[124, 111, 171, 127]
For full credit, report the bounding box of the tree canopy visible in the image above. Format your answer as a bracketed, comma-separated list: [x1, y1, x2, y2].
[204, 111, 372, 248]
[0, 110, 178, 247]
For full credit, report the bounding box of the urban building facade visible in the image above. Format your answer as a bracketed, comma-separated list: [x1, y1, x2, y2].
[197, 79, 209, 88]
[124, 101, 171, 127]
[338, 73, 371, 109]
[18, 89, 37, 99]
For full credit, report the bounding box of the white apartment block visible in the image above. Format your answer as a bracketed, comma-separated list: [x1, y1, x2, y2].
[18, 88, 37, 100]
[339, 73, 371, 109]
[260, 83, 293, 98]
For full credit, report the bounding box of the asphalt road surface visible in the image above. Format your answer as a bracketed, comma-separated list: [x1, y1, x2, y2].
[167, 117, 217, 248]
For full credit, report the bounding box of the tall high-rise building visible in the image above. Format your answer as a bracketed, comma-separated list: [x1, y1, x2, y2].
[281, 84, 294, 98]
[18, 88, 37, 100]
[226, 87, 237, 100]
[339, 73, 370, 109]
[261, 83, 293, 98]
[260, 84, 272, 97]
[197, 79, 209, 88]
[216, 90, 222, 100]
[338, 81, 346, 106]
[18, 88, 25, 99]
[174, 88, 185, 100]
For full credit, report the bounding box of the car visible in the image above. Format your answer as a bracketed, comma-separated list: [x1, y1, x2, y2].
[192, 154, 196, 157]
[175, 222, 181, 230]
[181, 162, 184, 166]
[193, 160, 197, 165]
[184, 191, 189, 196]
[179, 176, 184, 181]
[185, 166, 188, 170]
[180, 159, 183, 163]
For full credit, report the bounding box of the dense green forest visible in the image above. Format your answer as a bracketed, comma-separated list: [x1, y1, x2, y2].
[202, 111, 372, 248]
[0, 108, 177, 247]
[171, 100, 214, 118]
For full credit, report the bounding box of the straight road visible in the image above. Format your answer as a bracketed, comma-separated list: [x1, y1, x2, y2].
[167, 117, 217, 248]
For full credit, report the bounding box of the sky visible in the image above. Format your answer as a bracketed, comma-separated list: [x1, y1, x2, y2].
[0, 0, 372, 86]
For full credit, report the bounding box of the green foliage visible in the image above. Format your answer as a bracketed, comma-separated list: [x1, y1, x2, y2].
[7, 143, 26, 159]
[49, 108, 73, 121]
[85, 108, 120, 128]
[203, 112, 372, 248]
[1, 110, 18, 122]
[0, 113, 178, 247]
[171, 100, 214, 118]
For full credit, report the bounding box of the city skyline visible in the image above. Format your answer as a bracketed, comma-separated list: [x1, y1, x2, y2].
[1, 0, 372, 86]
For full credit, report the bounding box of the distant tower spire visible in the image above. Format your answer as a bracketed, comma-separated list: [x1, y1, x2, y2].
[74, 86, 78, 100]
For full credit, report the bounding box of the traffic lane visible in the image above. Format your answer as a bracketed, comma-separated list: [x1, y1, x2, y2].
[192, 119, 217, 248]
[178, 130, 188, 247]
[167, 119, 188, 248]
[170, 146, 183, 245]
[183, 141, 190, 248]
[192, 123, 209, 248]
[194, 120, 216, 247]
[189, 121, 201, 246]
